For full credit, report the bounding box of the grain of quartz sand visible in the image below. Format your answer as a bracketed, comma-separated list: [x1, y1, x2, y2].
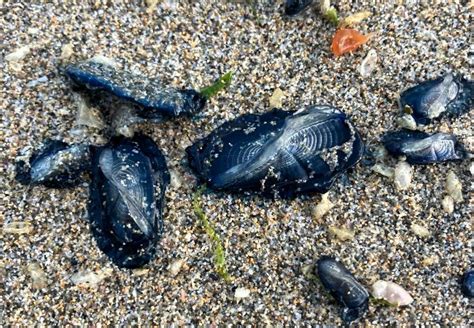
[1, 1, 472, 326]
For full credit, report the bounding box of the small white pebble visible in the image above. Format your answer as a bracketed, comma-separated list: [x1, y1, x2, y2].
[311, 193, 333, 221]
[26, 263, 48, 289]
[60, 43, 74, 60]
[422, 255, 439, 266]
[395, 114, 417, 130]
[372, 280, 414, 306]
[441, 195, 454, 214]
[359, 49, 378, 77]
[269, 88, 285, 108]
[90, 54, 117, 67]
[328, 226, 354, 241]
[168, 259, 185, 276]
[5, 45, 31, 62]
[235, 287, 251, 299]
[394, 161, 412, 190]
[371, 163, 395, 178]
[411, 223, 431, 238]
[70, 268, 113, 288]
[446, 171, 463, 203]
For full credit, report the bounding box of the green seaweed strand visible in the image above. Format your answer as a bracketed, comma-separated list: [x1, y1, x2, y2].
[199, 72, 233, 100]
[192, 186, 232, 282]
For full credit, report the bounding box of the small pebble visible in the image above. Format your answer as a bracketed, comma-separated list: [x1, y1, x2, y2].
[372, 280, 414, 306]
[371, 163, 395, 178]
[168, 259, 185, 276]
[422, 255, 439, 266]
[269, 88, 285, 108]
[311, 193, 333, 221]
[60, 43, 74, 60]
[394, 161, 412, 190]
[359, 49, 378, 77]
[234, 287, 251, 299]
[70, 268, 113, 288]
[328, 226, 354, 241]
[441, 196, 454, 214]
[469, 162, 474, 176]
[169, 170, 182, 189]
[411, 223, 431, 238]
[26, 263, 48, 289]
[446, 171, 463, 203]
[395, 114, 417, 130]
[90, 54, 117, 67]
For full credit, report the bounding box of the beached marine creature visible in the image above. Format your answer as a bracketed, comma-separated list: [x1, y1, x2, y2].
[316, 256, 369, 322]
[331, 29, 370, 56]
[284, 0, 313, 15]
[15, 140, 91, 188]
[461, 270, 474, 298]
[88, 134, 169, 268]
[65, 60, 206, 118]
[187, 105, 364, 197]
[382, 129, 467, 164]
[399, 73, 473, 125]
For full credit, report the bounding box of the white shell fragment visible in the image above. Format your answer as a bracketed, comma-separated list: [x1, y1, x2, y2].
[3, 221, 33, 234]
[26, 263, 48, 289]
[441, 195, 454, 214]
[371, 163, 395, 178]
[395, 114, 417, 130]
[235, 287, 251, 299]
[394, 161, 412, 190]
[372, 280, 414, 306]
[60, 43, 74, 60]
[73, 93, 105, 129]
[5, 45, 31, 62]
[359, 49, 378, 77]
[328, 226, 355, 241]
[269, 88, 285, 108]
[312, 193, 334, 221]
[70, 268, 113, 288]
[411, 223, 431, 238]
[469, 162, 474, 176]
[168, 259, 185, 276]
[446, 171, 463, 203]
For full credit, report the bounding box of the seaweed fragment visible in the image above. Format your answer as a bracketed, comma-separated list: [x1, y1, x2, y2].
[199, 72, 233, 100]
[192, 186, 231, 282]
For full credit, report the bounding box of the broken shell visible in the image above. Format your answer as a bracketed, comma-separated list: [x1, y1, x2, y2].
[395, 114, 417, 130]
[371, 163, 395, 178]
[312, 193, 334, 220]
[394, 161, 412, 190]
[411, 223, 431, 238]
[328, 226, 354, 241]
[441, 195, 454, 214]
[235, 287, 251, 299]
[372, 280, 413, 306]
[446, 171, 463, 203]
[359, 49, 378, 77]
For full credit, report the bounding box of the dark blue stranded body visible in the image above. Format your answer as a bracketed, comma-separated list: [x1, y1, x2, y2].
[382, 129, 467, 164]
[187, 105, 364, 198]
[400, 73, 473, 125]
[284, 0, 313, 15]
[65, 61, 206, 118]
[88, 134, 169, 268]
[316, 256, 369, 322]
[15, 140, 91, 188]
[461, 270, 474, 298]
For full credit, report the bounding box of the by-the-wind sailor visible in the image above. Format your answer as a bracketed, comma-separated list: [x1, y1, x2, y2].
[316, 256, 369, 322]
[65, 61, 206, 118]
[381, 129, 467, 164]
[187, 106, 364, 197]
[399, 73, 473, 125]
[461, 269, 474, 298]
[15, 140, 91, 188]
[88, 134, 170, 268]
[284, 0, 313, 15]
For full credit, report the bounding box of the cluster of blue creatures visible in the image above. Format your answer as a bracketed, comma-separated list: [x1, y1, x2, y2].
[14, 58, 473, 321]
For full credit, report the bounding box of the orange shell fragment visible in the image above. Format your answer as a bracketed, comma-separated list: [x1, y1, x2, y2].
[331, 28, 370, 57]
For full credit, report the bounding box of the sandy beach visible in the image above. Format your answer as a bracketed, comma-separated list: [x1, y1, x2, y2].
[1, 1, 472, 325]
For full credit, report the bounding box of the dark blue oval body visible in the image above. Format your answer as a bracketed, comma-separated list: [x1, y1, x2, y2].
[65, 61, 206, 118]
[461, 270, 474, 298]
[187, 106, 364, 198]
[15, 140, 91, 188]
[88, 134, 169, 268]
